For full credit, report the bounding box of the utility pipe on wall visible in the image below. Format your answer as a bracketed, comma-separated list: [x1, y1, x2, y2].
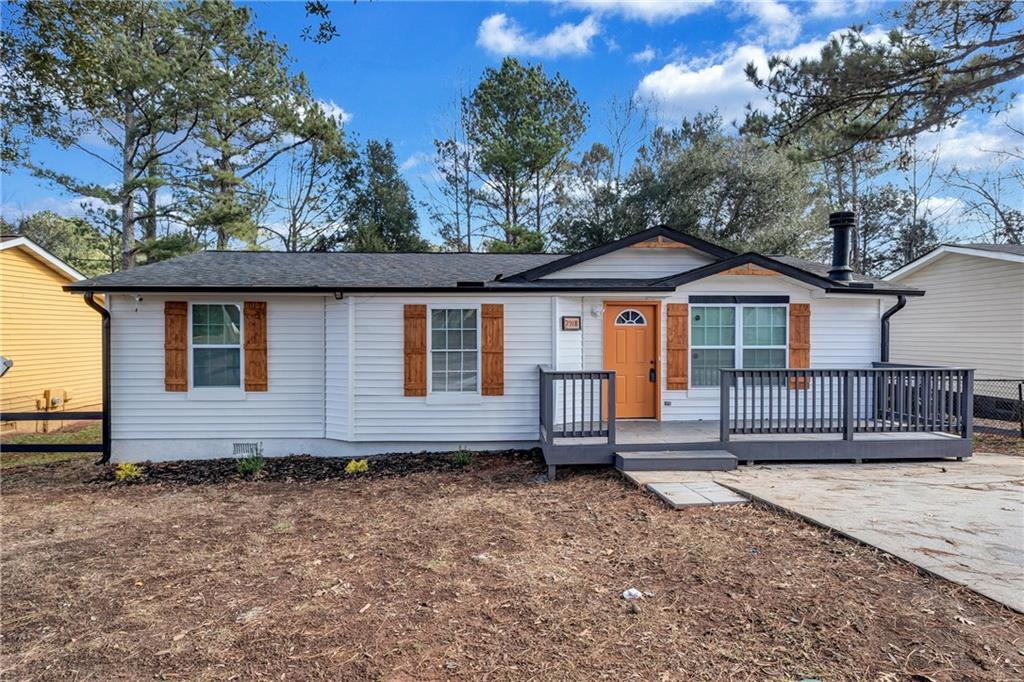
[83, 291, 111, 464]
[880, 295, 907, 363]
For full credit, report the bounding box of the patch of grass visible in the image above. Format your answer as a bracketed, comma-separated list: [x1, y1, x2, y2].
[452, 448, 474, 468]
[0, 423, 102, 470]
[974, 431, 1024, 456]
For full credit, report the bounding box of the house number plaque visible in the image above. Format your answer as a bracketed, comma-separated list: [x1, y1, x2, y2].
[561, 316, 581, 331]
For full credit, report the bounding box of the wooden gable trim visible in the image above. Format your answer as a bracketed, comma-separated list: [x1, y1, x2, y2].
[666, 303, 689, 390]
[481, 304, 504, 396]
[243, 301, 268, 391]
[164, 301, 188, 392]
[720, 263, 779, 276]
[629, 236, 691, 249]
[403, 304, 427, 397]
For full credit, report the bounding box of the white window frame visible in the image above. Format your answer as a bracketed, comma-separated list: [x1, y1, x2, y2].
[689, 303, 789, 388]
[426, 304, 481, 398]
[188, 302, 245, 399]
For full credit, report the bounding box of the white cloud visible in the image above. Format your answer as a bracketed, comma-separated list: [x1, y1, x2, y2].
[567, 0, 716, 24]
[477, 13, 601, 58]
[636, 44, 770, 124]
[636, 28, 890, 124]
[399, 152, 430, 173]
[317, 99, 352, 124]
[0, 195, 115, 222]
[919, 196, 965, 222]
[631, 46, 657, 63]
[808, 0, 881, 19]
[918, 115, 1021, 171]
[737, 0, 800, 46]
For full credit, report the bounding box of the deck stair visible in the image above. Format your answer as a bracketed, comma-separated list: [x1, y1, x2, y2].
[614, 450, 737, 472]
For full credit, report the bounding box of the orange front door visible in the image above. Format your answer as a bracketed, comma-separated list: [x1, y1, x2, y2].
[604, 303, 658, 419]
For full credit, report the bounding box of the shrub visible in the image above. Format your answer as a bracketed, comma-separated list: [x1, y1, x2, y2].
[114, 462, 143, 483]
[345, 458, 369, 475]
[236, 450, 266, 477]
[452, 448, 474, 468]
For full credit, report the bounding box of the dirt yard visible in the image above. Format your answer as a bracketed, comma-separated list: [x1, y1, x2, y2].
[975, 431, 1024, 457]
[3, 453, 1023, 681]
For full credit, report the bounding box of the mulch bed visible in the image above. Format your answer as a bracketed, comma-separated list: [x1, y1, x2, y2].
[91, 449, 544, 485]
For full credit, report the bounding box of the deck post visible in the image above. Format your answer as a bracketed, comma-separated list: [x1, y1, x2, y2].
[843, 369, 854, 441]
[607, 374, 616, 446]
[719, 372, 730, 442]
[961, 369, 974, 441]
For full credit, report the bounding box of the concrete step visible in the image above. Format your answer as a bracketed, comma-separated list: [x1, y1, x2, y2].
[615, 450, 738, 472]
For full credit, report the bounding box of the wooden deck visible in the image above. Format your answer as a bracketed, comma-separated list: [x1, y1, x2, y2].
[539, 365, 974, 476]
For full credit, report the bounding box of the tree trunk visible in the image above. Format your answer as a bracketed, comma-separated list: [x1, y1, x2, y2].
[121, 104, 137, 270]
[143, 133, 158, 242]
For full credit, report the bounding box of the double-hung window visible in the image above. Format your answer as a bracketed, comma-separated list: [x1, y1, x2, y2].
[690, 304, 788, 386]
[430, 308, 479, 393]
[191, 304, 242, 388]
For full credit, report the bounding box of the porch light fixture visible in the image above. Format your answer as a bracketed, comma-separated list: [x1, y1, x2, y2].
[590, 304, 604, 318]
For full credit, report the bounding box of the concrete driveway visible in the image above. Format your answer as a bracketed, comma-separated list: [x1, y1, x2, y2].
[628, 454, 1024, 611]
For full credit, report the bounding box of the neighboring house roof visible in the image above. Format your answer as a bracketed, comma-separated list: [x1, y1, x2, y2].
[66, 227, 922, 295]
[0, 235, 86, 282]
[886, 243, 1024, 281]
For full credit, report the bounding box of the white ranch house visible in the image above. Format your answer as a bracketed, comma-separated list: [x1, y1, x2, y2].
[68, 213, 974, 476]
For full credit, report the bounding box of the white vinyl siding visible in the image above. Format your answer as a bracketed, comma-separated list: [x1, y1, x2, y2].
[890, 252, 1024, 380]
[351, 295, 551, 441]
[325, 297, 349, 440]
[109, 294, 326, 440]
[540, 247, 714, 279]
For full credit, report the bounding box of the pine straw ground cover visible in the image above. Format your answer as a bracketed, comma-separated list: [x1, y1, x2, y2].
[2, 454, 1023, 681]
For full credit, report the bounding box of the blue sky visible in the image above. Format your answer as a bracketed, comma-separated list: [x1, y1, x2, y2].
[2, 1, 1019, 242]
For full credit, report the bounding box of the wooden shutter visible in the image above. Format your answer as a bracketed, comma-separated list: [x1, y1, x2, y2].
[244, 301, 268, 391]
[788, 303, 811, 389]
[164, 301, 188, 392]
[404, 304, 427, 396]
[481, 304, 504, 396]
[666, 303, 689, 390]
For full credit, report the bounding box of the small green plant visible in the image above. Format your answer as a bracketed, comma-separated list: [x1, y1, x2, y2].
[345, 458, 369, 475]
[236, 443, 265, 477]
[452, 448, 474, 468]
[114, 462, 143, 483]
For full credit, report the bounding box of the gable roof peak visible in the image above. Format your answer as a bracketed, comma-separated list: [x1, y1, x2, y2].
[508, 225, 735, 281]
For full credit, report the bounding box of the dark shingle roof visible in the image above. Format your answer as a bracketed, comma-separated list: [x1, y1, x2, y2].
[67, 247, 923, 295]
[772, 255, 911, 290]
[956, 243, 1024, 256]
[68, 251, 566, 292]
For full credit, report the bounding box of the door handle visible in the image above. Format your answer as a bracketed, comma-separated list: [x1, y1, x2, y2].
[649, 368, 656, 383]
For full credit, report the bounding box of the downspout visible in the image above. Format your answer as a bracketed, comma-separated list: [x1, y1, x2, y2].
[880, 295, 907, 362]
[84, 291, 111, 464]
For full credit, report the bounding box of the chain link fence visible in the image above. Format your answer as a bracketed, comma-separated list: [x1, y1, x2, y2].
[974, 379, 1024, 437]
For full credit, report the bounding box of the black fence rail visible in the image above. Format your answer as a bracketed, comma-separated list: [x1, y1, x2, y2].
[974, 379, 1024, 437]
[0, 411, 105, 453]
[720, 366, 974, 441]
[538, 366, 615, 444]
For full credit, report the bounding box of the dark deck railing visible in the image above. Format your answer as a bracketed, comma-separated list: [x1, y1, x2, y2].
[538, 366, 615, 445]
[719, 366, 974, 442]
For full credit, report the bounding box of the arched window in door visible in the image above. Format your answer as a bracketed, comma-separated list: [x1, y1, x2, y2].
[614, 309, 647, 326]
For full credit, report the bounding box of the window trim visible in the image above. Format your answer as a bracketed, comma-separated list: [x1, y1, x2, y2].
[188, 302, 245, 398]
[689, 303, 790, 388]
[426, 303, 481, 396]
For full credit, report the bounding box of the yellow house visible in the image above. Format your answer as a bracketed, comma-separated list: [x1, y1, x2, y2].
[0, 235, 102, 420]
